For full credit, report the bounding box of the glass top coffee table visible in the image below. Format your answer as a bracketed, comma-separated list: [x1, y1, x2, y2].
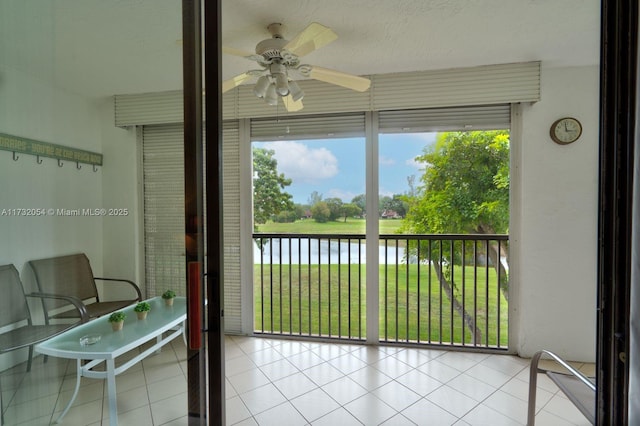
[36, 296, 186, 426]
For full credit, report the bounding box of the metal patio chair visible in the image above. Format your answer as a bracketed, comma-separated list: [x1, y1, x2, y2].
[28, 253, 141, 323]
[0, 263, 81, 423]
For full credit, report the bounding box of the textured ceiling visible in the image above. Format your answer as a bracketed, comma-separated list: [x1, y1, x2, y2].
[0, 0, 600, 98]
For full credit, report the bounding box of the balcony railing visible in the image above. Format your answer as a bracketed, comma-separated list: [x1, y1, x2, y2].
[253, 233, 509, 350]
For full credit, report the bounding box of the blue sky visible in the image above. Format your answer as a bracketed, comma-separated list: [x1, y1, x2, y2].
[254, 133, 436, 204]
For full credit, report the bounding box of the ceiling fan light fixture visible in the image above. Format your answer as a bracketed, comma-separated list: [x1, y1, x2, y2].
[253, 76, 270, 98]
[288, 80, 304, 102]
[274, 73, 290, 96]
[264, 83, 278, 106]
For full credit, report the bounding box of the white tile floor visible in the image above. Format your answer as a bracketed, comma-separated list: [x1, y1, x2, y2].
[0, 335, 593, 425]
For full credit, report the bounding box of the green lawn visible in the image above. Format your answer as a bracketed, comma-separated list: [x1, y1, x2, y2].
[254, 263, 508, 347]
[256, 218, 403, 235]
[255, 263, 366, 339]
[379, 262, 508, 347]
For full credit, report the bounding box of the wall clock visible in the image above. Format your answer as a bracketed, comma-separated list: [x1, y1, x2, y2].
[550, 117, 582, 144]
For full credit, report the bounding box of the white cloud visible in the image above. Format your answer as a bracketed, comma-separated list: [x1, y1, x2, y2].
[379, 155, 395, 166]
[405, 156, 423, 169]
[262, 141, 338, 182]
[326, 188, 359, 202]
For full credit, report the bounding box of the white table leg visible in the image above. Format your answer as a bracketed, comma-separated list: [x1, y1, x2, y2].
[55, 359, 82, 424]
[106, 359, 118, 426]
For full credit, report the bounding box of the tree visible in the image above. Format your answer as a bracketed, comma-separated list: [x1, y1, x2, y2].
[402, 130, 510, 342]
[391, 195, 408, 218]
[379, 195, 392, 213]
[274, 210, 298, 223]
[324, 197, 343, 221]
[380, 194, 408, 218]
[294, 204, 307, 219]
[406, 175, 417, 198]
[351, 194, 366, 215]
[311, 201, 331, 223]
[252, 147, 294, 226]
[340, 203, 362, 222]
[308, 191, 323, 206]
[406, 131, 509, 236]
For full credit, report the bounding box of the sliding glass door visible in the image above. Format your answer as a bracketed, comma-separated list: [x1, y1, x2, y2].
[0, 1, 219, 424]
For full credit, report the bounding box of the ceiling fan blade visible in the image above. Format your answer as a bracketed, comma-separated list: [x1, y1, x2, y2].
[309, 66, 371, 92]
[282, 95, 304, 112]
[222, 46, 254, 57]
[222, 72, 253, 93]
[284, 22, 338, 57]
[223, 46, 265, 63]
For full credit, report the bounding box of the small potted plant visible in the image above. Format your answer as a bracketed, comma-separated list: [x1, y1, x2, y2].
[162, 289, 176, 306]
[108, 311, 126, 331]
[134, 302, 151, 320]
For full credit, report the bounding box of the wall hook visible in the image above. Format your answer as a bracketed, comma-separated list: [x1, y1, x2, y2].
[93, 165, 99, 172]
[76, 162, 82, 170]
[36, 155, 43, 164]
[12, 152, 19, 161]
[58, 159, 64, 167]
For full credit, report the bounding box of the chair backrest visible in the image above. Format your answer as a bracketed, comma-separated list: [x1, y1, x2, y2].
[0, 264, 30, 328]
[29, 253, 98, 310]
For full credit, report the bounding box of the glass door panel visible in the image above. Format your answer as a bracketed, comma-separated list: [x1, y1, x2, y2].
[251, 137, 367, 340]
[378, 130, 510, 348]
[0, 2, 205, 424]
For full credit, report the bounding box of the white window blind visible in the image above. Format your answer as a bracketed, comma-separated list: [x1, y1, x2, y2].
[220, 121, 242, 333]
[143, 124, 186, 298]
[378, 104, 511, 133]
[142, 121, 242, 333]
[250, 113, 366, 141]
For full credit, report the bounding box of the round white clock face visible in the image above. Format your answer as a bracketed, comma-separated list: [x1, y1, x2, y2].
[550, 117, 582, 144]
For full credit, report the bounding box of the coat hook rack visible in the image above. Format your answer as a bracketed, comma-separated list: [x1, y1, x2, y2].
[1, 132, 103, 170]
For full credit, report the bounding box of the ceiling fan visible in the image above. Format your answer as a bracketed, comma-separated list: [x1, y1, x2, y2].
[222, 22, 371, 112]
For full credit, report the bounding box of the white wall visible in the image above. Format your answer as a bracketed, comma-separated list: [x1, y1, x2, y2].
[515, 65, 599, 361]
[0, 67, 104, 282]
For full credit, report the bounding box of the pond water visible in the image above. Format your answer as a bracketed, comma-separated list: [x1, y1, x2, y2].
[253, 237, 407, 265]
[253, 237, 508, 270]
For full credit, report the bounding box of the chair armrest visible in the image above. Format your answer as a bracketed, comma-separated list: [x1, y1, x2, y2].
[527, 350, 595, 426]
[27, 292, 90, 323]
[94, 277, 142, 301]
